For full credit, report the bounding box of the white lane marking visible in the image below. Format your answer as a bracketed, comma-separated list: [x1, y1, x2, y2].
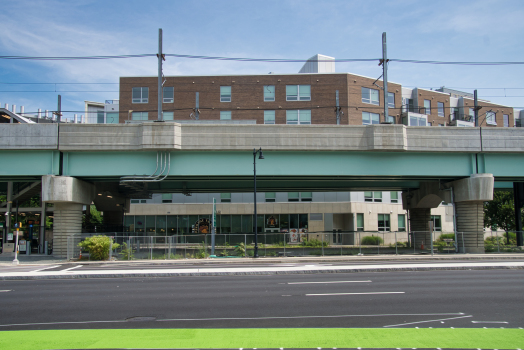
[0, 290, 12, 292]
[62, 265, 82, 272]
[384, 315, 473, 328]
[0, 320, 127, 327]
[472, 321, 508, 324]
[288, 280, 372, 285]
[159, 313, 463, 322]
[31, 265, 60, 272]
[306, 292, 404, 296]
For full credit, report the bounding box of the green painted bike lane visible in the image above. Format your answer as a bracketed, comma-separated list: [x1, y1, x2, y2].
[1, 328, 523, 349]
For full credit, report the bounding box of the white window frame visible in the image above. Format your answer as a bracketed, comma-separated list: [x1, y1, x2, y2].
[424, 100, 431, 114]
[364, 191, 382, 202]
[286, 85, 311, 101]
[220, 111, 232, 120]
[220, 86, 231, 102]
[356, 213, 364, 231]
[286, 110, 311, 125]
[437, 102, 445, 117]
[486, 111, 497, 125]
[388, 92, 395, 108]
[264, 85, 275, 101]
[408, 115, 428, 126]
[264, 110, 275, 124]
[131, 112, 148, 121]
[390, 191, 398, 203]
[398, 214, 406, 232]
[378, 214, 391, 232]
[362, 87, 379, 105]
[132, 87, 149, 103]
[362, 112, 380, 125]
[163, 87, 174, 103]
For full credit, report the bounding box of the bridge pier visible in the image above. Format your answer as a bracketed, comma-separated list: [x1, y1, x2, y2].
[404, 174, 494, 253]
[42, 175, 95, 258]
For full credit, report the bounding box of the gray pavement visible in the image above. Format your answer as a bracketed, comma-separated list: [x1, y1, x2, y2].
[1, 253, 523, 280]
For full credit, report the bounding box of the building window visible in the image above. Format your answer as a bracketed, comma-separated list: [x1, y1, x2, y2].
[362, 87, 379, 105]
[469, 107, 475, 122]
[430, 215, 442, 231]
[398, 214, 406, 232]
[362, 112, 380, 125]
[390, 191, 398, 203]
[220, 86, 231, 102]
[265, 192, 276, 202]
[264, 110, 275, 124]
[140, 200, 147, 203]
[132, 112, 148, 121]
[438, 124, 444, 127]
[301, 192, 312, 201]
[503, 114, 509, 127]
[388, 92, 395, 108]
[364, 191, 382, 202]
[486, 111, 496, 125]
[161, 193, 172, 203]
[130, 199, 140, 204]
[428, 122, 432, 126]
[378, 214, 390, 232]
[220, 193, 231, 203]
[97, 110, 105, 124]
[163, 112, 174, 121]
[408, 115, 427, 126]
[132, 87, 149, 103]
[106, 112, 119, 124]
[438, 102, 445, 117]
[264, 85, 275, 101]
[220, 111, 232, 120]
[424, 100, 431, 114]
[163, 87, 174, 103]
[286, 85, 311, 101]
[288, 192, 299, 202]
[356, 213, 364, 231]
[286, 110, 311, 124]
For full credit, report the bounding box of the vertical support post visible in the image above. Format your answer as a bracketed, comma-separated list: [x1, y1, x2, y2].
[39, 203, 46, 254]
[211, 198, 216, 256]
[253, 148, 263, 258]
[158, 28, 163, 121]
[382, 32, 389, 123]
[5, 182, 12, 244]
[195, 92, 200, 120]
[57, 95, 61, 123]
[395, 231, 398, 255]
[514, 182, 523, 246]
[474, 90, 479, 127]
[335, 90, 340, 125]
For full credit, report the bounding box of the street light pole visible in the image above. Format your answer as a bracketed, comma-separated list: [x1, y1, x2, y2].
[253, 148, 264, 258]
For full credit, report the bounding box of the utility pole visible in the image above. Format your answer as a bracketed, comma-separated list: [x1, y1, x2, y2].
[381, 32, 389, 123]
[157, 28, 165, 121]
[474, 90, 479, 126]
[195, 92, 200, 120]
[335, 90, 341, 125]
[57, 95, 62, 123]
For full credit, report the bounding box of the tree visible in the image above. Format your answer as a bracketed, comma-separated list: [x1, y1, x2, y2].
[484, 191, 524, 244]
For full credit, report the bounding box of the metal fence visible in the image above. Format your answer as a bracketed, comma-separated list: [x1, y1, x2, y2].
[66, 230, 523, 261]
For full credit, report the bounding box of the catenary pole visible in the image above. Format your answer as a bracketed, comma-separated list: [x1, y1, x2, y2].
[382, 32, 389, 123]
[158, 28, 163, 121]
[474, 90, 479, 126]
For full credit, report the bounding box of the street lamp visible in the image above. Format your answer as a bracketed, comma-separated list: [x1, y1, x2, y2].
[253, 147, 264, 258]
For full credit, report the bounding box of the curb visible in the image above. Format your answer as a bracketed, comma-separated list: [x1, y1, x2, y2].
[1, 263, 523, 281]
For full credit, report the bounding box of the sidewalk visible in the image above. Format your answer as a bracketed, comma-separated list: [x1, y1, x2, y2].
[1, 253, 523, 280]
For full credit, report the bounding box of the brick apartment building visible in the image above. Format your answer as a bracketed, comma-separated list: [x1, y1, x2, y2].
[118, 55, 519, 128]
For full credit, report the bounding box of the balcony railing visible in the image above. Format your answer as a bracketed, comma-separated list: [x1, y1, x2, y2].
[401, 105, 428, 115]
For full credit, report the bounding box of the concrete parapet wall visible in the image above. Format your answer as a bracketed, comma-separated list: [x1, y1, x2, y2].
[1, 123, 524, 153]
[0, 124, 58, 149]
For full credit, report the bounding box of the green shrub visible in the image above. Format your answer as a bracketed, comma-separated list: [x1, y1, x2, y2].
[438, 233, 455, 241]
[434, 241, 447, 252]
[78, 235, 120, 260]
[503, 232, 517, 245]
[300, 237, 328, 247]
[234, 242, 246, 256]
[196, 241, 209, 259]
[119, 242, 135, 260]
[361, 235, 383, 245]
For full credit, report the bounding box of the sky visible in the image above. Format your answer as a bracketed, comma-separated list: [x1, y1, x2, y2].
[1, 0, 523, 120]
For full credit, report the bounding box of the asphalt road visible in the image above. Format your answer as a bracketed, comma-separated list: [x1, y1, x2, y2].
[0, 269, 522, 331]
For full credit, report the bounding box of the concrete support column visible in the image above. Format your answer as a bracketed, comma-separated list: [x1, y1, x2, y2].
[5, 182, 13, 243]
[455, 201, 484, 253]
[52, 203, 83, 258]
[408, 208, 431, 248]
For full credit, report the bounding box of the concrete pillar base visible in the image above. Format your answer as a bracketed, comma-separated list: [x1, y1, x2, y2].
[408, 208, 431, 249]
[52, 203, 83, 258]
[455, 201, 484, 253]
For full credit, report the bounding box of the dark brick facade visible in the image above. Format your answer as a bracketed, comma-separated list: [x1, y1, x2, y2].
[119, 73, 507, 126]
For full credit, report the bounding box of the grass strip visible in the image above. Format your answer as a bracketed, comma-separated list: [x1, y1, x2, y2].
[0, 328, 522, 349]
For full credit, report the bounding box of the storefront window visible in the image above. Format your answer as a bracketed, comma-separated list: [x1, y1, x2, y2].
[166, 216, 177, 235]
